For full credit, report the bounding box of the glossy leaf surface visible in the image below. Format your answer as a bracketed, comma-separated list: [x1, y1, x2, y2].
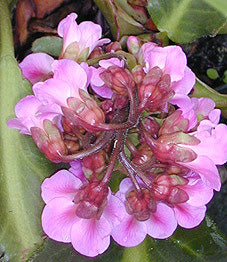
[147, 0, 227, 43]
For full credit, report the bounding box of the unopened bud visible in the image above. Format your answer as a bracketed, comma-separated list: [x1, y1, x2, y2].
[125, 188, 156, 221]
[64, 139, 80, 154]
[75, 182, 109, 219]
[159, 110, 189, 136]
[139, 67, 174, 112]
[100, 66, 135, 96]
[31, 120, 68, 163]
[127, 36, 141, 55]
[106, 41, 122, 53]
[132, 143, 153, 165]
[89, 47, 104, 59]
[151, 174, 189, 204]
[132, 65, 145, 85]
[112, 93, 129, 110]
[151, 132, 200, 163]
[82, 150, 106, 180]
[142, 117, 159, 138]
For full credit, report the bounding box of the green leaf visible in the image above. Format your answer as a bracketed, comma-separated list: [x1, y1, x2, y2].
[29, 217, 227, 261]
[191, 78, 227, 117]
[147, 0, 227, 43]
[32, 36, 63, 58]
[0, 1, 61, 261]
[94, 0, 145, 40]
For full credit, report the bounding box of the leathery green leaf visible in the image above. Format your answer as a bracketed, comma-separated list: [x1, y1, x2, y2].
[0, 1, 61, 261]
[191, 78, 227, 117]
[147, 0, 227, 43]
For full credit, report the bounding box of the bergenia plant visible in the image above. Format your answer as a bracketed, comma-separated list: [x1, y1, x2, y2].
[5, 3, 227, 260]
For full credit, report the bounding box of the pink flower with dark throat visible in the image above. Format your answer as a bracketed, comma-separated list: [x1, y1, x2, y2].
[41, 169, 125, 257]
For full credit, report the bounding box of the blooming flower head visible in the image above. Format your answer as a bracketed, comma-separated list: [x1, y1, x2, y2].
[7, 11, 227, 256]
[58, 13, 110, 61]
[41, 168, 124, 257]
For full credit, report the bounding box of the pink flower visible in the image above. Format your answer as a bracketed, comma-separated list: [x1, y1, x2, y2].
[111, 178, 177, 247]
[41, 169, 125, 257]
[7, 95, 57, 135]
[33, 59, 88, 112]
[190, 97, 221, 124]
[90, 58, 125, 98]
[145, 116, 227, 191]
[150, 172, 213, 228]
[19, 53, 54, 84]
[178, 121, 227, 190]
[138, 42, 195, 109]
[58, 13, 110, 60]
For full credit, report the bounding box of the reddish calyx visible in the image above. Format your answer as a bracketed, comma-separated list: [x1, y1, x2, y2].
[125, 188, 157, 221]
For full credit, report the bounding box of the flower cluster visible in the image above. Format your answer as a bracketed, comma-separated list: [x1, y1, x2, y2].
[8, 13, 227, 257]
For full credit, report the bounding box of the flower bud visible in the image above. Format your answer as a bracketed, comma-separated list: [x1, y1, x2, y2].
[142, 117, 159, 138]
[132, 143, 153, 165]
[159, 110, 189, 136]
[112, 93, 129, 110]
[82, 150, 106, 180]
[125, 188, 156, 221]
[151, 174, 189, 204]
[138, 67, 174, 112]
[132, 65, 146, 85]
[63, 90, 105, 132]
[127, 36, 141, 55]
[146, 131, 200, 164]
[74, 182, 109, 219]
[31, 119, 68, 163]
[89, 47, 104, 59]
[100, 66, 135, 96]
[106, 41, 122, 53]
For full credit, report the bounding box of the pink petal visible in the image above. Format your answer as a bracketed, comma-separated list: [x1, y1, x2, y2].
[41, 197, 78, 243]
[190, 123, 227, 165]
[115, 178, 134, 202]
[103, 194, 125, 227]
[41, 170, 82, 203]
[7, 118, 30, 135]
[90, 67, 113, 98]
[14, 95, 42, 118]
[33, 78, 71, 107]
[89, 38, 111, 55]
[69, 160, 87, 183]
[172, 67, 195, 95]
[19, 53, 54, 84]
[111, 213, 147, 247]
[52, 59, 87, 96]
[57, 13, 81, 53]
[174, 203, 206, 228]
[7, 95, 43, 134]
[208, 109, 221, 124]
[78, 21, 102, 49]
[99, 58, 124, 68]
[145, 203, 177, 239]
[182, 176, 213, 206]
[170, 93, 192, 109]
[71, 217, 111, 257]
[191, 97, 215, 116]
[164, 45, 187, 82]
[179, 156, 221, 191]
